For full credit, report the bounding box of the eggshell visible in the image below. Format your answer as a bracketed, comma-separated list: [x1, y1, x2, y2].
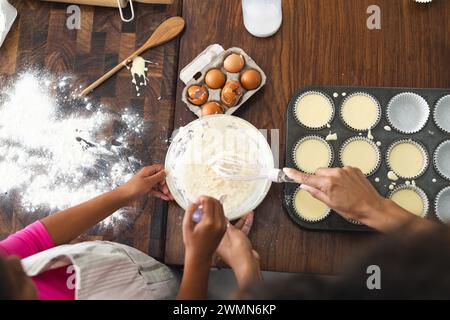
[221, 80, 243, 108]
[187, 85, 209, 105]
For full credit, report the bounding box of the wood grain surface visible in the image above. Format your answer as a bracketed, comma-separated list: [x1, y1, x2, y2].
[0, 0, 182, 261]
[165, 0, 450, 273]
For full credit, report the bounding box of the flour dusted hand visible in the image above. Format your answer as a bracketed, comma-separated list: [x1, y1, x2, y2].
[118, 165, 173, 201]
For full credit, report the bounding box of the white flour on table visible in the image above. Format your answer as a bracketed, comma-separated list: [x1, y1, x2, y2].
[0, 72, 146, 230]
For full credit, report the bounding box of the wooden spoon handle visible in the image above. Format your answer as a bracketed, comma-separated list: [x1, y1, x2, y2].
[81, 16, 185, 96]
[81, 61, 127, 96]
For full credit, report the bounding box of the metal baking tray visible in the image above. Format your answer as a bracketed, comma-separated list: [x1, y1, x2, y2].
[283, 85, 450, 232]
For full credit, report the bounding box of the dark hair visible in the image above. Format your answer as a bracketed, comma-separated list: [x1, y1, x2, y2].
[241, 224, 450, 299]
[0, 256, 16, 300]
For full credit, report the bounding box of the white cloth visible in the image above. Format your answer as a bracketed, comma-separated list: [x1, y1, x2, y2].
[21, 241, 178, 300]
[0, 0, 17, 48]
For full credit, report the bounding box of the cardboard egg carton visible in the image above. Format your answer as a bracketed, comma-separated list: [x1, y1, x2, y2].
[180, 44, 267, 117]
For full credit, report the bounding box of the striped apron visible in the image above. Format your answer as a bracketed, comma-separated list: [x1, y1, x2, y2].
[21, 241, 178, 300]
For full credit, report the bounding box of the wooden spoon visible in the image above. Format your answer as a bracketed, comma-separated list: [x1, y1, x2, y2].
[81, 16, 185, 96]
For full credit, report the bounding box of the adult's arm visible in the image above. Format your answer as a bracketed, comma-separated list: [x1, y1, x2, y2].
[283, 167, 435, 233]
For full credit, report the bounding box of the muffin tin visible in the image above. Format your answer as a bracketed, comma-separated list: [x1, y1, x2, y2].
[180, 44, 266, 117]
[283, 86, 450, 232]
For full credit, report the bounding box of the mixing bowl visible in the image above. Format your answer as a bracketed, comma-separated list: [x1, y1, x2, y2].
[165, 115, 274, 220]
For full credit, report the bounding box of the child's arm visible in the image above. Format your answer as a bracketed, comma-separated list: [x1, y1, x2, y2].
[41, 165, 171, 246]
[177, 197, 227, 300]
[216, 215, 263, 290]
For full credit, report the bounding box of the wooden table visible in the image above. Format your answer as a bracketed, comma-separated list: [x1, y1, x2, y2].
[0, 0, 182, 261]
[1, 0, 449, 275]
[164, 0, 450, 273]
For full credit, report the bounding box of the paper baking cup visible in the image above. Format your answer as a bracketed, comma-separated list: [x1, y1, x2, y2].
[433, 95, 450, 134]
[347, 218, 363, 225]
[386, 92, 430, 134]
[388, 184, 429, 218]
[339, 92, 381, 131]
[434, 140, 450, 181]
[292, 135, 334, 174]
[339, 137, 381, 176]
[435, 187, 450, 223]
[293, 91, 335, 130]
[386, 139, 429, 179]
[292, 186, 331, 223]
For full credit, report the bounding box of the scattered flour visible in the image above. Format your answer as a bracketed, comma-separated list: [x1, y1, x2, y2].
[0, 72, 146, 230]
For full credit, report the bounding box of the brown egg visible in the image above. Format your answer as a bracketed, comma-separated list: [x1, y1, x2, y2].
[201, 102, 224, 116]
[240, 69, 262, 90]
[223, 54, 245, 73]
[221, 80, 243, 108]
[205, 69, 226, 89]
[187, 85, 208, 105]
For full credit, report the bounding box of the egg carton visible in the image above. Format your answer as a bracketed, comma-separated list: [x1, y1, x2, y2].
[180, 44, 267, 117]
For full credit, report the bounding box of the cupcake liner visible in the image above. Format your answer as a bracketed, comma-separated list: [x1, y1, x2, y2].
[339, 92, 382, 132]
[388, 184, 429, 218]
[386, 92, 430, 134]
[293, 91, 335, 130]
[347, 218, 363, 225]
[292, 186, 331, 223]
[435, 186, 450, 223]
[292, 135, 334, 174]
[433, 95, 450, 134]
[433, 140, 450, 181]
[339, 136, 381, 176]
[386, 139, 429, 179]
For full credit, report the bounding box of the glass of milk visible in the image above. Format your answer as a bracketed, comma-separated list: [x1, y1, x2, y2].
[242, 0, 282, 38]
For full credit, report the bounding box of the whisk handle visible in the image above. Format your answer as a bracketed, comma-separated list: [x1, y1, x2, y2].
[267, 169, 297, 183]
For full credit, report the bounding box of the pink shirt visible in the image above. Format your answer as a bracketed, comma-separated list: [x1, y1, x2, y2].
[0, 221, 75, 300]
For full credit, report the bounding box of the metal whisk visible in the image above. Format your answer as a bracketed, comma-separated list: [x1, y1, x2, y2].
[208, 154, 296, 183]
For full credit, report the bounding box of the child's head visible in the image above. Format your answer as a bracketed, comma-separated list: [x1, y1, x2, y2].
[0, 256, 38, 300]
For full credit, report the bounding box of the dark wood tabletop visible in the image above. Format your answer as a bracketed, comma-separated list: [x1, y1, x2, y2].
[164, 0, 450, 273]
[0, 0, 182, 261]
[1, 0, 449, 275]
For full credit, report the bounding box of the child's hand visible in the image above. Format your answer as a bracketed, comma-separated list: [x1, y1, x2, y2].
[183, 196, 227, 266]
[119, 165, 173, 201]
[216, 212, 262, 288]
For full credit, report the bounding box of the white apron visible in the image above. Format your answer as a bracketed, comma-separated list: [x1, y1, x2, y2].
[21, 241, 178, 300]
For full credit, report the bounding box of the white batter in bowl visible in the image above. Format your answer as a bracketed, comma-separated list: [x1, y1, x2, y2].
[165, 115, 274, 220]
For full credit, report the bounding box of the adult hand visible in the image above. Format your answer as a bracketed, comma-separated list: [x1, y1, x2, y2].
[283, 166, 385, 223]
[183, 196, 228, 266]
[118, 164, 173, 201]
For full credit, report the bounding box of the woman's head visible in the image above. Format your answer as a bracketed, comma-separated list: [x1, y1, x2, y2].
[0, 255, 38, 300]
